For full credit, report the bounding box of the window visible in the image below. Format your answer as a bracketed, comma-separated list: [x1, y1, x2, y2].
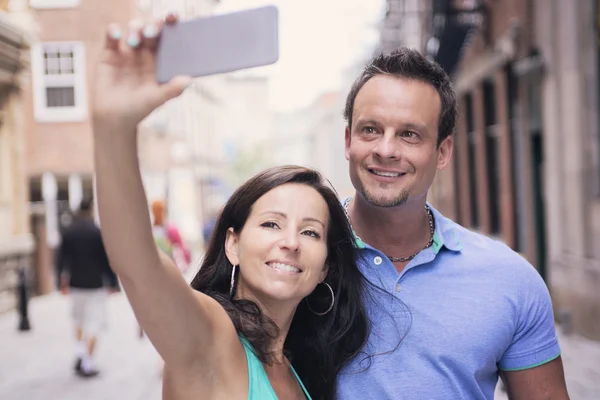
[506, 64, 522, 252]
[452, 132, 462, 225]
[30, 0, 81, 9]
[483, 80, 501, 235]
[31, 42, 87, 122]
[465, 93, 479, 229]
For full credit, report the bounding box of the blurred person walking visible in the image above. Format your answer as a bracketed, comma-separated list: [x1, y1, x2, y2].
[57, 197, 120, 378]
[201, 209, 218, 253]
[151, 199, 191, 274]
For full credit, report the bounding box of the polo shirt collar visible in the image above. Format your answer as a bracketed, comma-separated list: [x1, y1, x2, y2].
[345, 198, 462, 254]
[428, 203, 462, 254]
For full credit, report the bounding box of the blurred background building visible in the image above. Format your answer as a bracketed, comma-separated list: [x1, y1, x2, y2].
[0, 1, 598, 399]
[380, 0, 600, 341]
[0, 0, 384, 311]
[0, 0, 596, 347]
[23, 0, 140, 300]
[0, 0, 36, 312]
[17, 0, 273, 295]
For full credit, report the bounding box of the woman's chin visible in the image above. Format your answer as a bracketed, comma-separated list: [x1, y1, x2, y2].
[247, 285, 308, 306]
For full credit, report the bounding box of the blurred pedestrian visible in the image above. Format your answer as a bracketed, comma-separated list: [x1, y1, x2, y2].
[57, 196, 119, 378]
[151, 199, 191, 273]
[201, 210, 218, 252]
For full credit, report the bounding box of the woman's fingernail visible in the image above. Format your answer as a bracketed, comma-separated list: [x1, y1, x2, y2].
[127, 34, 140, 47]
[143, 25, 157, 39]
[165, 11, 178, 21]
[109, 25, 122, 40]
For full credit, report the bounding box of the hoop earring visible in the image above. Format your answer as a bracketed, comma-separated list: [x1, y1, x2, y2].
[229, 264, 238, 298]
[306, 282, 335, 316]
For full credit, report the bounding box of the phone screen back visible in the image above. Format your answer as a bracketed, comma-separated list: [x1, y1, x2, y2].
[155, 6, 279, 83]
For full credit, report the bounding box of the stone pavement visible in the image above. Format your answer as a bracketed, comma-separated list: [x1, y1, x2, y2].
[0, 292, 162, 400]
[1, 290, 599, 400]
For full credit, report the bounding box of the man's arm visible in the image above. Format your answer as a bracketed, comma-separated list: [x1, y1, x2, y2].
[56, 233, 70, 293]
[500, 356, 569, 400]
[497, 254, 569, 399]
[101, 246, 120, 292]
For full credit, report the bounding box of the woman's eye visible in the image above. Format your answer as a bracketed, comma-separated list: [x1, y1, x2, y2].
[302, 230, 321, 239]
[261, 221, 279, 229]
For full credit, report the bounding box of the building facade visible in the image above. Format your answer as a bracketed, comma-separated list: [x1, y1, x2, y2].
[138, 0, 273, 250]
[380, 0, 430, 53]
[419, 0, 600, 340]
[272, 89, 355, 199]
[23, 0, 139, 294]
[0, 0, 37, 312]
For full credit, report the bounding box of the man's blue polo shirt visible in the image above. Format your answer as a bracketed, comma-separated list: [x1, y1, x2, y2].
[337, 204, 561, 400]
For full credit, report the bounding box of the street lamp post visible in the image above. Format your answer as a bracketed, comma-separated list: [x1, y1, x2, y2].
[17, 256, 31, 331]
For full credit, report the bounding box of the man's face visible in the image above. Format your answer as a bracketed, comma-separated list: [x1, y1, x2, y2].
[345, 75, 452, 208]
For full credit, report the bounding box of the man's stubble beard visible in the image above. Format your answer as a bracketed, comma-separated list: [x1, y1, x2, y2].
[357, 180, 410, 208]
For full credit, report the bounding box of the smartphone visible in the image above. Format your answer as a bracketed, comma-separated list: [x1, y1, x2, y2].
[155, 6, 279, 83]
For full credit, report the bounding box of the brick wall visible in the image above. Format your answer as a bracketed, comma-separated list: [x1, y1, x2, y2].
[25, 0, 138, 177]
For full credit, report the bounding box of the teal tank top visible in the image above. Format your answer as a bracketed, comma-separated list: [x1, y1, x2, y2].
[239, 337, 312, 400]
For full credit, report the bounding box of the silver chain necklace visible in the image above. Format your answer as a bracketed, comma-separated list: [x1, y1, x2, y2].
[343, 197, 435, 262]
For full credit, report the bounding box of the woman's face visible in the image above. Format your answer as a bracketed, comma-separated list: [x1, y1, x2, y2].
[226, 183, 329, 306]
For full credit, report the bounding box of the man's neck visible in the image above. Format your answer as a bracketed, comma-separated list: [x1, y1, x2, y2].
[348, 193, 431, 260]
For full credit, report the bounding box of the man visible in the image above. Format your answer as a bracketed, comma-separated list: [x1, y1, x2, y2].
[336, 48, 569, 399]
[57, 196, 119, 378]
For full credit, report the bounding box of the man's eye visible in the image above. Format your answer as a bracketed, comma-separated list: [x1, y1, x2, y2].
[363, 127, 377, 134]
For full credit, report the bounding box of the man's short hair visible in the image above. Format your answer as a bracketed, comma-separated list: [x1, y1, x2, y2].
[344, 47, 457, 146]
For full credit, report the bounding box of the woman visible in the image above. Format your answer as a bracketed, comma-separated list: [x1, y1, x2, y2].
[92, 15, 370, 399]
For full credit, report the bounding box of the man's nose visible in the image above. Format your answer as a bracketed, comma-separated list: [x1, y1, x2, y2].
[373, 130, 399, 160]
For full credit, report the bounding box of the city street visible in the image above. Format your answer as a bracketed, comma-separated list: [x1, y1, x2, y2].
[0, 293, 162, 400]
[1, 291, 600, 399]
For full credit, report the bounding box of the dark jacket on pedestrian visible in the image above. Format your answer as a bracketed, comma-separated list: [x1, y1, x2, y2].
[57, 213, 119, 290]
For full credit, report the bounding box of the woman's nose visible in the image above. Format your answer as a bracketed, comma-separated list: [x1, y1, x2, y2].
[279, 229, 300, 252]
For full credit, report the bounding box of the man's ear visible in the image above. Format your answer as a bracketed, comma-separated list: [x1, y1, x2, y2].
[437, 135, 453, 170]
[225, 227, 240, 266]
[345, 125, 352, 161]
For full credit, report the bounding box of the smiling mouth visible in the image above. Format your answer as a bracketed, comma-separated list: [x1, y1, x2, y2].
[368, 168, 405, 178]
[266, 262, 301, 273]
